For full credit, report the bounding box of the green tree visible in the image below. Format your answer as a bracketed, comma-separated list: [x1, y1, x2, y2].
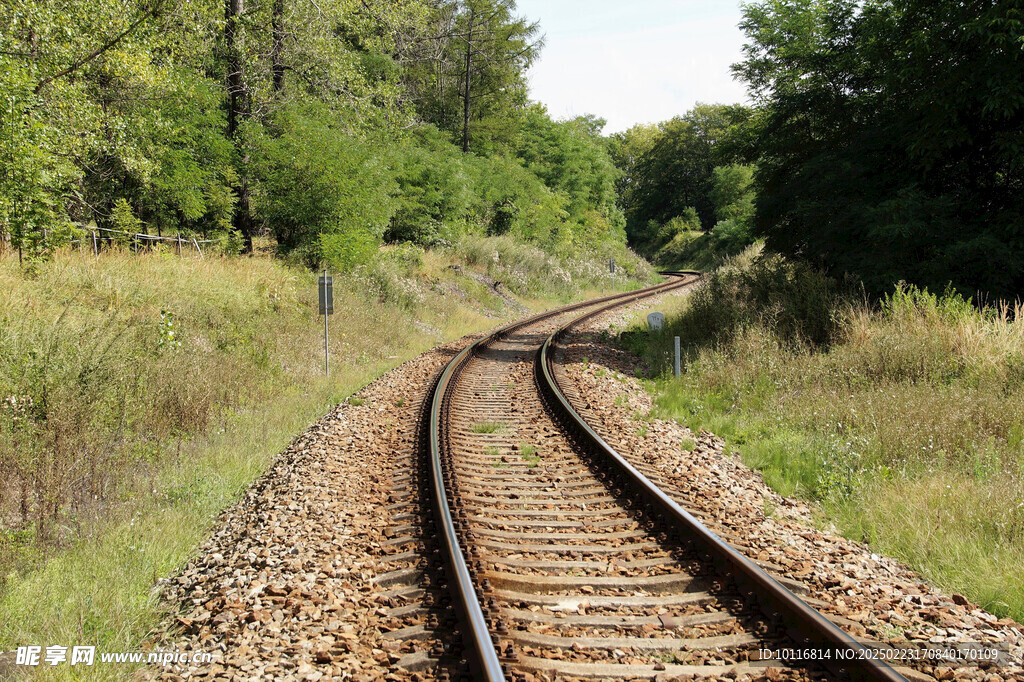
[710, 164, 755, 224]
[623, 104, 750, 237]
[735, 0, 1024, 299]
[402, 0, 541, 154]
[514, 105, 625, 245]
[249, 104, 396, 269]
[607, 123, 662, 223]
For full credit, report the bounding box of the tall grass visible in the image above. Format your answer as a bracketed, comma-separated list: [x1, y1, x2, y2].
[452, 234, 654, 297]
[0, 238, 648, 680]
[627, 252, 1024, 620]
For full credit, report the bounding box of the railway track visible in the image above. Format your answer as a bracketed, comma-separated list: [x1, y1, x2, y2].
[423, 274, 909, 681]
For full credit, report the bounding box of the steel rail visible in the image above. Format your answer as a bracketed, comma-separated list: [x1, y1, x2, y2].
[536, 295, 908, 681]
[427, 274, 692, 680]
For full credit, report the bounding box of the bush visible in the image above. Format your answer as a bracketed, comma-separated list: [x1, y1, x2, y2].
[385, 127, 472, 246]
[250, 105, 395, 269]
[711, 218, 753, 253]
[668, 250, 847, 353]
[658, 208, 701, 243]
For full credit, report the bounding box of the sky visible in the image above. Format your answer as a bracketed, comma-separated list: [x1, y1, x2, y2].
[513, 0, 751, 134]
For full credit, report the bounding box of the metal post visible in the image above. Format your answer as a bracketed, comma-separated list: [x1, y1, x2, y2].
[92, 229, 98, 256]
[674, 336, 681, 378]
[323, 269, 329, 377]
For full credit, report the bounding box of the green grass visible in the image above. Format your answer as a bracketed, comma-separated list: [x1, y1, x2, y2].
[626, 253, 1024, 622]
[0, 238, 648, 680]
[518, 443, 540, 467]
[0, 382, 342, 679]
[471, 421, 507, 434]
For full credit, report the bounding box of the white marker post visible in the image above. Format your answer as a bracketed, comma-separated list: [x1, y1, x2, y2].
[319, 270, 334, 376]
[674, 336, 681, 378]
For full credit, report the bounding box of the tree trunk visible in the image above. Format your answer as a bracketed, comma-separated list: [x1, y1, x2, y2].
[462, 9, 474, 153]
[225, 0, 254, 252]
[234, 167, 254, 253]
[271, 0, 285, 94]
[225, 0, 246, 138]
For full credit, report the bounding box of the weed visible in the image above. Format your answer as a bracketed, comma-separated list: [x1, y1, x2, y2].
[0, 242, 539, 671]
[518, 443, 540, 467]
[625, 253, 1024, 621]
[472, 421, 506, 434]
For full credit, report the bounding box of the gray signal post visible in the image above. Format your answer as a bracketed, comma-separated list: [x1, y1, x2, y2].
[319, 270, 334, 376]
[609, 258, 615, 291]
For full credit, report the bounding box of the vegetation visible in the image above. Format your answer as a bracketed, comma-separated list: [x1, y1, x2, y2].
[624, 249, 1024, 621]
[605, 0, 1024, 631]
[0, 0, 631, 270]
[0, 241, 650, 677]
[2, 0, 1023, 671]
[608, 104, 759, 269]
[733, 0, 1024, 300]
[518, 443, 539, 467]
[471, 421, 507, 434]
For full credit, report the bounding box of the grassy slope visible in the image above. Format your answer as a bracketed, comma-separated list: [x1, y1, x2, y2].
[0, 239, 654, 679]
[622, 251, 1024, 622]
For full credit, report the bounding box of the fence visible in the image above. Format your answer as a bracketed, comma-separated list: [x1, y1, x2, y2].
[2, 225, 227, 263]
[78, 226, 225, 260]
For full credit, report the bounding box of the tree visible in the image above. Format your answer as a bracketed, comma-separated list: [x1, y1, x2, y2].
[401, 0, 542, 154]
[734, 0, 1024, 299]
[515, 105, 621, 227]
[623, 104, 751, 238]
[0, 0, 173, 256]
[607, 123, 661, 219]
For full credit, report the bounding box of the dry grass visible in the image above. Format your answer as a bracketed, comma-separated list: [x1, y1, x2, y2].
[0, 237, 646, 679]
[629, 256, 1024, 620]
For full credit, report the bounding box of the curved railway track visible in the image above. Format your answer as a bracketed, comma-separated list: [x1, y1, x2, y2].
[424, 274, 908, 681]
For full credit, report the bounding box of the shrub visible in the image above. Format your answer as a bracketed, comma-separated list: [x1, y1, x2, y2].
[711, 218, 753, 253]
[385, 127, 472, 246]
[658, 208, 701, 243]
[670, 250, 846, 352]
[250, 104, 395, 269]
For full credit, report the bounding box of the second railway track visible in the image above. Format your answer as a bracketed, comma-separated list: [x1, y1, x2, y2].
[424, 274, 909, 681]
